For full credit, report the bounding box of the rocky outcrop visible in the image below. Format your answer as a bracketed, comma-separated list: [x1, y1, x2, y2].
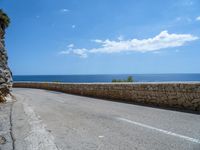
[0, 26, 12, 102]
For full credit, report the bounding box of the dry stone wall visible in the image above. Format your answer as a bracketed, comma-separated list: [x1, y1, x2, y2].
[13, 82, 200, 111]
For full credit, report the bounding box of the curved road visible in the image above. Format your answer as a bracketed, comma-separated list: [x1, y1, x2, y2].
[12, 88, 200, 150]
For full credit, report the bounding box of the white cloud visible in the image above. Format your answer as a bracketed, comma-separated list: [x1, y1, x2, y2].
[175, 17, 192, 23]
[67, 44, 74, 48]
[59, 51, 70, 55]
[117, 35, 124, 41]
[72, 25, 76, 29]
[59, 43, 87, 58]
[60, 9, 69, 13]
[72, 49, 88, 58]
[59, 30, 198, 58]
[90, 31, 198, 53]
[196, 16, 200, 21]
[92, 39, 102, 43]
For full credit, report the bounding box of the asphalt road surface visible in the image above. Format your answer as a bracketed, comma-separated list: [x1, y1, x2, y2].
[11, 88, 200, 150]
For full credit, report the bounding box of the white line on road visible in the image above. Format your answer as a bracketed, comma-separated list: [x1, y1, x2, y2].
[23, 102, 60, 150]
[54, 99, 64, 103]
[117, 117, 200, 144]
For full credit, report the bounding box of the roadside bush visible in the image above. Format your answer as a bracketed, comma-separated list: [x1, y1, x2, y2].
[112, 76, 134, 82]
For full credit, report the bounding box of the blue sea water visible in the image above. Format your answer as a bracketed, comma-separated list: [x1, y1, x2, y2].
[13, 74, 200, 83]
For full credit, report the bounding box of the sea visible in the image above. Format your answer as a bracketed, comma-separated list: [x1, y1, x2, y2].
[13, 74, 200, 83]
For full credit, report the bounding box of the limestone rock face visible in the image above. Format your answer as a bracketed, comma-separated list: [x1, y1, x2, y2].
[0, 27, 12, 102]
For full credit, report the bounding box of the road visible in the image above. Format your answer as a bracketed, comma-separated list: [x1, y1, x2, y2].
[11, 88, 200, 150]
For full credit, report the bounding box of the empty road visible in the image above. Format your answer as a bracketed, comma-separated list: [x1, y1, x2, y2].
[11, 88, 200, 150]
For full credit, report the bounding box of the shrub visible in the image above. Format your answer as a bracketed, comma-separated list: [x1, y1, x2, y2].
[0, 9, 10, 30]
[112, 76, 134, 82]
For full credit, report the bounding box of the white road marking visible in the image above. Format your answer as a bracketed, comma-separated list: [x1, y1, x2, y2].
[98, 135, 104, 138]
[54, 99, 64, 103]
[117, 117, 200, 144]
[23, 102, 60, 150]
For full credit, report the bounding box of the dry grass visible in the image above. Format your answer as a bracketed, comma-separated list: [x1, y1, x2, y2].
[0, 87, 9, 102]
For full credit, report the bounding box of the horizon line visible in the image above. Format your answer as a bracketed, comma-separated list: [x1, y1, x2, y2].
[13, 73, 200, 76]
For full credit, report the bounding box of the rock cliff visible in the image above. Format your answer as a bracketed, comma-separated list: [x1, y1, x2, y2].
[0, 10, 12, 102]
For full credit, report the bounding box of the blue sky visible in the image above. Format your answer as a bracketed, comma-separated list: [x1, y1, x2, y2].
[1, 0, 200, 75]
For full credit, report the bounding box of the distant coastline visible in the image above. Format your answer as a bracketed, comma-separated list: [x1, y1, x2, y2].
[13, 73, 200, 83]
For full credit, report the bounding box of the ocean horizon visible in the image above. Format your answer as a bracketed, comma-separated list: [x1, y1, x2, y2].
[13, 73, 200, 83]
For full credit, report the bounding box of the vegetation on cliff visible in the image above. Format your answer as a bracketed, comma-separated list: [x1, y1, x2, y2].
[0, 9, 10, 30]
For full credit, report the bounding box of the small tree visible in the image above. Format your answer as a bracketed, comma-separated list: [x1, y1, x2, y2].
[112, 76, 134, 82]
[112, 79, 117, 82]
[127, 76, 133, 82]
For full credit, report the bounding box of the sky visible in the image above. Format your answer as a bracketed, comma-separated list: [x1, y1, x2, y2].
[0, 0, 200, 75]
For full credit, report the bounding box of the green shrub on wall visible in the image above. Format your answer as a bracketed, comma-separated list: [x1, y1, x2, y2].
[112, 76, 134, 82]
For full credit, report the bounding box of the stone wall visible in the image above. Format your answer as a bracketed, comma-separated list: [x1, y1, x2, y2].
[13, 82, 200, 111]
[0, 27, 12, 102]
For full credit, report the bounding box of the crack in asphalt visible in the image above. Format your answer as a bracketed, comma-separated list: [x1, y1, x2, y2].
[9, 101, 15, 150]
